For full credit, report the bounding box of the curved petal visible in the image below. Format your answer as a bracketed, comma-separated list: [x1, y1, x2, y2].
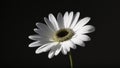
[57, 12, 64, 28]
[48, 50, 55, 59]
[61, 45, 67, 55]
[63, 11, 69, 28]
[61, 41, 72, 52]
[28, 35, 41, 40]
[76, 25, 95, 34]
[48, 43, 61, 58]
[67, 40, 77, 49]
[55, 44, 62, 56]
[49, 14, 60, 30]
[44, 17, 55, 31]
[66, 11, 73, 28]
[36, 23, 53, 33]
[70, 12, 80, 29]
[70, 40, 77, 49]
[34, 28, 51, 38]
[62, 40, 76, 50]
[71, 36, 85, 47]
[28, 35, 53, 41]
[64, 43, 70, 52]
[78, 35, 91, 41]
[29, 36, 53, 42]
[29, 41, 41, 47]
[73, 17, 91, 31]
[35, 42, 58, 54]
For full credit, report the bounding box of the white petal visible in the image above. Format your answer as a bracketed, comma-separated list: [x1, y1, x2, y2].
[44, 17, 55, 31]
[66, 11, 73, 28]
[28, 35, 41, 40]
[79, 35, 91, 41]
[36, 23, 53, 33]
[61, 45, 67, 55]
[61, 42, 70, 52]
[29, 36, 53, 43]
[35, 42, 58, 54]
[73, 17, 91, 31]
[36, 23, 48, 30]
[34, 28, 51, 38]
[48, 43, 60, 58]
[70, 12, 80, 29]
[62, 40, 76, 50]
[71, 37, 85, 47]
[48, 50, 55, 59]
[61, 41, 72, 53]
[29, 35, 52, 41]
[63, 12, 69, 28]
[29, 41, 41, 47]
[76, 25, 95, 34]
[55, 44, 62, 56]
[57, 12, 64, 28]
[68, 40, 77, 49]
[49, 14, 60, 30]
[70, 40, 77, 49]
[80, 42, 85, 47]
[64, 43, 70, 52]
[33, 28, 45, 36]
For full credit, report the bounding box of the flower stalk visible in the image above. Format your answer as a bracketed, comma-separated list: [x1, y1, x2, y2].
[69, 52, 73, 68]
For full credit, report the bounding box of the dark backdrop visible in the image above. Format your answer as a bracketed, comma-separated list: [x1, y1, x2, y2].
[1, 0, 120, 68]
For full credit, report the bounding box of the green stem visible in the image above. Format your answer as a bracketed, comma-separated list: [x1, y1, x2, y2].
[69, 52, 73, 68]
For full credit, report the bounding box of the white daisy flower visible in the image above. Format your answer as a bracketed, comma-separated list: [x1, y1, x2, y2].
[28, 11, 95, 59]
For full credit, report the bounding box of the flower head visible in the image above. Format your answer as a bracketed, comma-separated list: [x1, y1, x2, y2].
[28, 11, 95, 59]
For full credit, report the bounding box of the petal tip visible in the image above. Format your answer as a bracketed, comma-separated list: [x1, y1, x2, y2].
[49, 13, 53, 17]
[77, 12, 80, 14]
[28, 36, 31, 39]
[91, 26, 95, 32]
[48, 56, 52, 59]
[36, 23, 39, 26]
[86, 17, 91, 20]
[70, 11, 74, 14]
[33, 28, 37, 31]
[28, 43, 38, 48]
[28, 44, 33, 47]
[28, 35, 35, 40]
[48, 54, 54, 59]
[35, 50, 40, 54]
[44, 17, 47, 19]
[88, 25, 95, 33]
[81, 43, 85, 47]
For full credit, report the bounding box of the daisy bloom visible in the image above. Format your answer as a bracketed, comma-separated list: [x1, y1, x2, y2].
[28, 11, 95, 59]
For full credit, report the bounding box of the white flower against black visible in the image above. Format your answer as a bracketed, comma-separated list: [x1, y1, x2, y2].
[28, 11, 95, 59]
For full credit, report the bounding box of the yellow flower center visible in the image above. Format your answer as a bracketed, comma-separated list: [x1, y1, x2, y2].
[53, 28, 74, 42]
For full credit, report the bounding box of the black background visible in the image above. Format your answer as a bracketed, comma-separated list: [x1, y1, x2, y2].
[1, 0, 120, 68]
